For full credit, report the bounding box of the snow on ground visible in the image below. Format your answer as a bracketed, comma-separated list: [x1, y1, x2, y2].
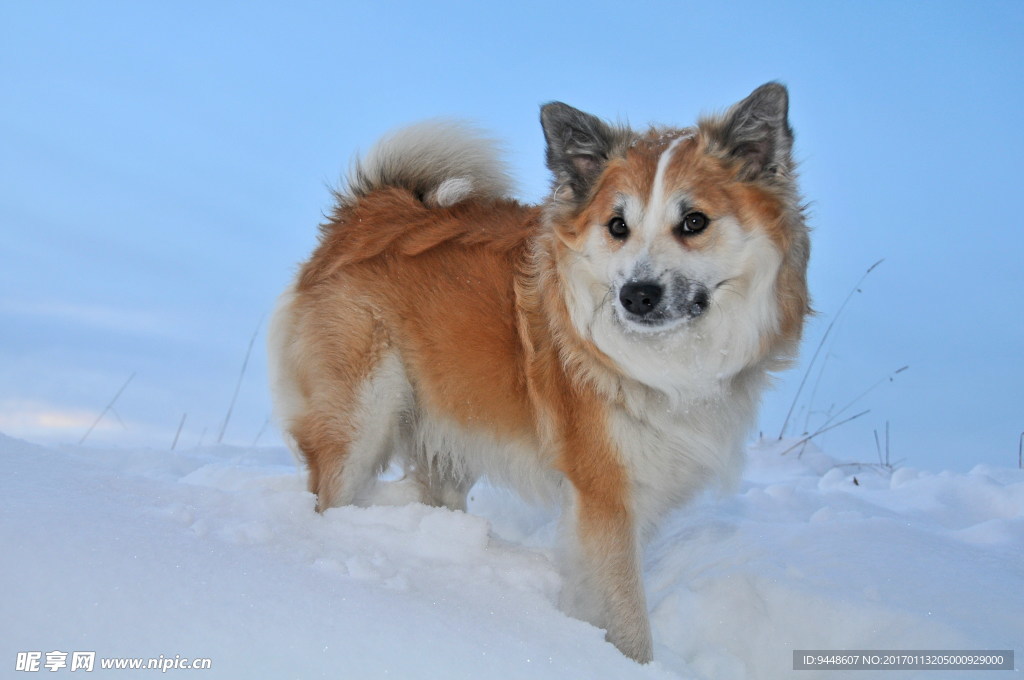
[1, 433, 1021, 679]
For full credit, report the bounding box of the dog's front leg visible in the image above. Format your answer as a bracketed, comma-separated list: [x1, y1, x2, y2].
[524, 334, 653, 661]
[559, 481, 653, 663]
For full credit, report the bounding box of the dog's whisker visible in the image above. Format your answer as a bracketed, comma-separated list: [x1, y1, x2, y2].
[714, 278, 745, 301]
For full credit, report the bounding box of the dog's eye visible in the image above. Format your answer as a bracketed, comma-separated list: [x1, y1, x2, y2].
[607, 217, 629, 240]
[677, 211, 709, 235]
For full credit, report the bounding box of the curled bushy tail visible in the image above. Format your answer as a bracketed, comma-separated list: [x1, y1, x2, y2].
[345, 120, 514, 207]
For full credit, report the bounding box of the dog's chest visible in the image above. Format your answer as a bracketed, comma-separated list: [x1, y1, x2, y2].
[607, 390, 748, 526]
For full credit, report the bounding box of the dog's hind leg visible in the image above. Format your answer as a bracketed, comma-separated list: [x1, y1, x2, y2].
[296, 351, 411, 511]
[411, 458, 476, 512]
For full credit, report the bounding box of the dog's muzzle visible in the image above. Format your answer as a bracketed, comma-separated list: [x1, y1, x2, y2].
[616, 277, 710, 328]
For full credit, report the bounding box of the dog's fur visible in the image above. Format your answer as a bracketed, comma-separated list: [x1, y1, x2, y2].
[268, 83, 810, 662]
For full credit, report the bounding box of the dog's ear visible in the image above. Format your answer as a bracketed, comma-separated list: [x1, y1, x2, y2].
[706, 82, 793, 181]
[540, 102, 618, 202]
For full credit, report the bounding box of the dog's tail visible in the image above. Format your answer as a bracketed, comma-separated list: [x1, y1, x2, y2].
[343, 120, 515, 207]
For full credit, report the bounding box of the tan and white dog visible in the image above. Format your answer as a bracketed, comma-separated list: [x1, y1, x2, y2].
[269, 83, 810, 663]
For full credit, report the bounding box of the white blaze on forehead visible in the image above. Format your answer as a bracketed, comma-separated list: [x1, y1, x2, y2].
[639, 135, 685, 244]
[650, 136, 684, 208]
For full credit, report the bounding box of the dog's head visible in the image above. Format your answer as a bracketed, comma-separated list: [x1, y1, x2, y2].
[540, 83, 810, 393]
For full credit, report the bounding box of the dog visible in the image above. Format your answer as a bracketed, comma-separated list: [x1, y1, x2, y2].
[268, 82, 810, 663]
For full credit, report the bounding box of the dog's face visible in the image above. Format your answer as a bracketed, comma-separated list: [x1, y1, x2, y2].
[541, 85, 809, 394]
[575, 132, 767, 337]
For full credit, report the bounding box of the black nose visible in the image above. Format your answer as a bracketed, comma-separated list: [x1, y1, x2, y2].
[619, 281, 663, 316]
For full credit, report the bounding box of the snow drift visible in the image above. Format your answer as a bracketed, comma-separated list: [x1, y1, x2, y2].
[1, 433, 1020, 678]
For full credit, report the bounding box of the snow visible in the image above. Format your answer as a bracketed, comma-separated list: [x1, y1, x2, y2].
[1, 433, 1021, 679]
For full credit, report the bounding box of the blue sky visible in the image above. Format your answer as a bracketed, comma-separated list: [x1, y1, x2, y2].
[2, 1, 1022, 471]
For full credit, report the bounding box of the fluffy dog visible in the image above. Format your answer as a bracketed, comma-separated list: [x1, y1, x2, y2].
[269, 82, 810, 662]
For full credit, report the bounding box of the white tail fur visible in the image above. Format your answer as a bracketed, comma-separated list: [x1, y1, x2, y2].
[346, 120, 514, 207]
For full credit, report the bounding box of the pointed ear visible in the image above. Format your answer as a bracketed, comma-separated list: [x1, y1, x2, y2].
[540, 102, 619, 202]
[707, 82, 793, 181]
